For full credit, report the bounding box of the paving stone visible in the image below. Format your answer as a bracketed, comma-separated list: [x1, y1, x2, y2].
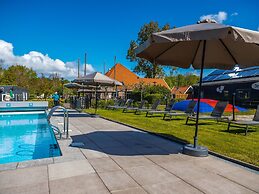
[112, 187, 148, 194]
[0, 181, 49, 194]
[218, 169, 259, 193]
[112, 155, 154, 169]
[88, 157, 121, 173]
[0, 166, 48, 189]
[102, 146, 140, 157]
[125, 164, 179, 186]
[49, 173, 109, 194]
[160, 161, 255, 194]
[143, 180, 202, 194]
[48, 160, 95, 181]
[53, 151, 86, 163]
[80, 146, 109, 159]
[17, 158, 53, 169]
[98, 170, 138, 191]
[0, 162, 17, 171]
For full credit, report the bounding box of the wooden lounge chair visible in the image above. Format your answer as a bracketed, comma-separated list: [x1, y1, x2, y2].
[186, 101, 229, 124]
[163, 100, 197, 120]
[146, 99, 175, 117]
[135, 99, 161, 114]
[123, 100, 147, 113]
[227, 105, 259, 135]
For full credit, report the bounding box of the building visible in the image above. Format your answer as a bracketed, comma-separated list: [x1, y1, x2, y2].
[105, 63, 170, 91]
[0, 85, 29, 101]
[193, 67, 259, 108]
[171, 86, 193, 99]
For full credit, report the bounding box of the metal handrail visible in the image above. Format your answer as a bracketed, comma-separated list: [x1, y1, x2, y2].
[47, 106, 69, 139]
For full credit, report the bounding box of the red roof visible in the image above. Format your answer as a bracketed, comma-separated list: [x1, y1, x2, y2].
[171, 86, 191, 94]
[105, 63, 170, 90]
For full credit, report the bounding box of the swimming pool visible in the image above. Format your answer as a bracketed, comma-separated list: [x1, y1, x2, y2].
[0, 112, 61, 164]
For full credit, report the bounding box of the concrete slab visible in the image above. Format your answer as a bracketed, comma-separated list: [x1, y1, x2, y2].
[143, 180, 202, 194]
[0, 166, 48, 189]
[0, 182, 49, 194]
[98, 170, 139, 192]
[0, 162, 17, 171]
[125, 164, 179, 186]
[89, 157, 122, 173]
[49, 173, 109, 194]
[17, 158, 53, 169]
[112, 155, 154, 168]
[48, 160, 95, 181]
[53, 151, 86, 163]
[111, 187, 148, 194]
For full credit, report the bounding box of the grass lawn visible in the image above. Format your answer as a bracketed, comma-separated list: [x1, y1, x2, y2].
[84, 108, 259, 166]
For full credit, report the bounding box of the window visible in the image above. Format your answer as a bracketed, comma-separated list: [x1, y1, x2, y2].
[236, 89, 251, 100]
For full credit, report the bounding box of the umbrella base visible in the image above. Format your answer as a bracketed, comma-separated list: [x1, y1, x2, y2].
[183, 144, 208, 157]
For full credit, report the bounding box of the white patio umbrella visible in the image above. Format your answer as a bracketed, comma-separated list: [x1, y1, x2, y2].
[136, 19, 259, 156]
[72, 72, 123, 113]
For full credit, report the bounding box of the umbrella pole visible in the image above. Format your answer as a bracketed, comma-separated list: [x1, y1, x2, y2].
[95, 85, 97, 114]
[183, 40, 208, 157]
[194, 40, 206, 148]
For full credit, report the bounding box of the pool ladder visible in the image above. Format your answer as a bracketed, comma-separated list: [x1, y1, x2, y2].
[47, 106, 69, 139]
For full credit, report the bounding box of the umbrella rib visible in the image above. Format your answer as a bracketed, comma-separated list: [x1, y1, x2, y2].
[219, 39, 238, 64]
[153, 42, 180, 61]
[191, 40, 202, 65]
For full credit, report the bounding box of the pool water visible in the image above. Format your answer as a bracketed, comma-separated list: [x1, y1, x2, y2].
[0, 112, 61, 164]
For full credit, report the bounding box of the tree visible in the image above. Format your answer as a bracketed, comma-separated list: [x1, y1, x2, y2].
[127, 21, 171, 78]
[1, 65, 37, 93]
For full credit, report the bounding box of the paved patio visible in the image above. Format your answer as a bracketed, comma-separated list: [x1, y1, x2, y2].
[0, 110, 258, 194]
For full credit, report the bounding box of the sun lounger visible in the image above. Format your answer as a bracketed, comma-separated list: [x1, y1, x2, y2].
[186, 101, 229, 124]
[135, 99, 161, 114]
[227, 105, 259, 135]
[163, 100, 197, 120]
[106, 99, 125, 110]
[146, 99, 175, 117]
[114, 99, 133, 110]
[123, 100, 147, 113]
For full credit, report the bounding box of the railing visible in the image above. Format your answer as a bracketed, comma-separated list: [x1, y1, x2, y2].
[47, 106, 69, 139]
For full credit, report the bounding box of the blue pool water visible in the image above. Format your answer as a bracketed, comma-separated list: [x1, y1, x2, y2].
[0, 112, 61, 164]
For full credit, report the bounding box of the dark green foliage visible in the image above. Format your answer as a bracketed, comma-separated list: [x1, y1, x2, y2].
[127, 21, 171, 78]
[165, 74, 199, 88]
[0, 65, 71, 99]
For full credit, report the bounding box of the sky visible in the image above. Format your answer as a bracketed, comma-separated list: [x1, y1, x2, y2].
[0, 0, 258, 79]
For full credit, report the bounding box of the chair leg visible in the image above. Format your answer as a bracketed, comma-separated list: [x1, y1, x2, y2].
[186, 117, 189, 125]
[245, 125, 248, 136]
[227, 122, 231, 131]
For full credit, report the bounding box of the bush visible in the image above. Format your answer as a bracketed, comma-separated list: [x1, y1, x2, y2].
[96, 99, 114, 108]
[144, 93, 163, 104]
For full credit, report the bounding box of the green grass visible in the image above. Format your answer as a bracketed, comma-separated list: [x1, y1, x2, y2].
[84, 108, 259, 166]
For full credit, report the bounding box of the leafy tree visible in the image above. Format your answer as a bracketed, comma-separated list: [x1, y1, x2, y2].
[0, 65, 37, 93]
[165, 74, 199, 88]
[127, 21, 171, 78]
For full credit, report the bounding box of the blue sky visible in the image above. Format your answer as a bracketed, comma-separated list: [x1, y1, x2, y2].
[0, 0, 258, 78]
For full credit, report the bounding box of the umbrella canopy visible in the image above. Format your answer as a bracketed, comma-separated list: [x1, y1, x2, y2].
[64, 83, 97, 89]
[72, 72, 123, 86]
[173, 99, 247, 113]
[72, 72, 122, 114]
[136, 21, 259, 68]
[136, 19, 259, 156]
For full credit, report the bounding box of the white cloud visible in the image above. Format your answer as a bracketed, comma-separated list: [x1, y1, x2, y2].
[0, 39, 94, 79]
[200, 11, 228, 23]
